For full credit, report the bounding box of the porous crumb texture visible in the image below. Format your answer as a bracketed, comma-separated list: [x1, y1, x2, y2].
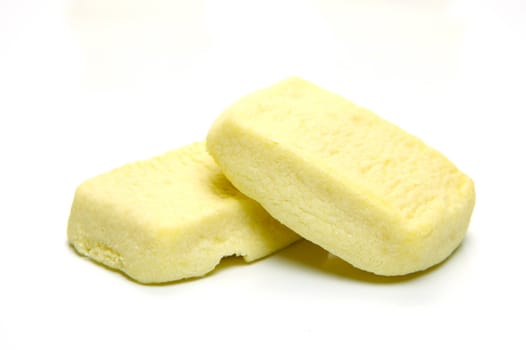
[207, 77, 475, 276]
[67, 142, 299, 283]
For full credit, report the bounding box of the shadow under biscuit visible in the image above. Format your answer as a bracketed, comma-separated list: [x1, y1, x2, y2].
[274, 236, 469, 284]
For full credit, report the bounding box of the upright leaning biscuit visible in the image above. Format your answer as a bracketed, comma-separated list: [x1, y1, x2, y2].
[68, 142, 299, 283]
[207, 77, 475, 276]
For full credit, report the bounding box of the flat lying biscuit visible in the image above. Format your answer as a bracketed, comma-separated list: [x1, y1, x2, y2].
[67, 142, 299, 283]
[207, 77, 475, 276]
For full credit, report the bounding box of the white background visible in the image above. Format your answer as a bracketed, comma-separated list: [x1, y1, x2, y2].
[1, 0, 525, 348]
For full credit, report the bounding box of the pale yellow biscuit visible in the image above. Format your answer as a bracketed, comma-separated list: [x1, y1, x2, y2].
[207, 77, 475, 276]
[67, 142, 299, 283]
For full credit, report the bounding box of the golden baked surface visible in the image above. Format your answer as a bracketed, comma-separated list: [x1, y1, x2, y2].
[68, 142, 299, 283]
[207, 77, 475, 276]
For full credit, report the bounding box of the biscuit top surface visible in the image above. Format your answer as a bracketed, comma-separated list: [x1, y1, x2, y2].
[78, 142, 242, 229]
[218, 77, 474, 233]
